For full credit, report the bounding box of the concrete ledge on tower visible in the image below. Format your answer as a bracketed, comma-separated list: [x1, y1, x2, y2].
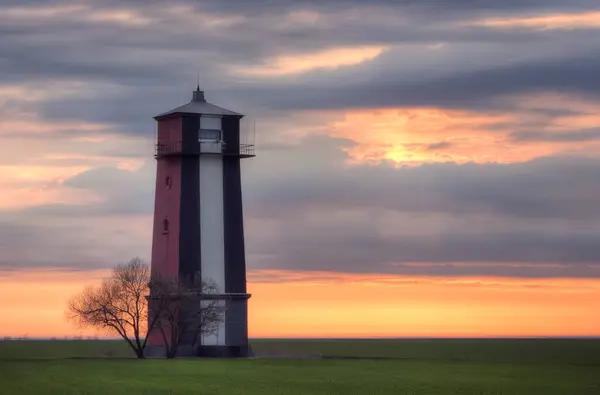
[198, 292, 251, 300]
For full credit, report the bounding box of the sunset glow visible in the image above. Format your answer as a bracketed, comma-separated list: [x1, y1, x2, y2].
[1, 269, 598, 338]
[2, 0, 600, 342]
[324, 95, 600, 166]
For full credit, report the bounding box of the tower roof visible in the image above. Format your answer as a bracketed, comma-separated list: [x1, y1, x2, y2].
[154, 87, 243, 119]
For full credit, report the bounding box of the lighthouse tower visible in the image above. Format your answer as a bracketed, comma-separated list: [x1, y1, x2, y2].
[147, 86, 254, 357]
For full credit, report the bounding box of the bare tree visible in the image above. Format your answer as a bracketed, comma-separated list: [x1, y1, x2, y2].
[67, 257, 158, 358]
[148, 276, 226, 358]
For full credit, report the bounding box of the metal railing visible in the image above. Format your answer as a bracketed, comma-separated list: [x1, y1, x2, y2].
[238, 143, 255, 157]
[155, 141, 183, 157]
[154, 141, 255, 158]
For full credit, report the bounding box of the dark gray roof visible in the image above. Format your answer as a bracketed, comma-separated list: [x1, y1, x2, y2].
[154, 89, 243, 118]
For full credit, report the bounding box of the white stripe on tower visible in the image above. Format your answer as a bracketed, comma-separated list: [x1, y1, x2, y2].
[198, 115, 226, 346]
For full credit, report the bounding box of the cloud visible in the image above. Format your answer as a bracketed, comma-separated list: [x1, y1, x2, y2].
[245, 208, 600, 278]
[2, 0, 600, 281]
[246, 140, 600, 221]
[234, 46, 387, 77]
[2, 0, 600, 121]
[0, 210, 152, 270]
[234, 49, 600, 112]
[20, 163, 155, 217]
[117, 1, 600, 17]
[255, 94, 600, 166]
[3, 135, 599, 278]
[510, 128, 600, 142]
[239, 137, 600, 277]
[466, 10, 600, 30]
[426, 142, 454, 150]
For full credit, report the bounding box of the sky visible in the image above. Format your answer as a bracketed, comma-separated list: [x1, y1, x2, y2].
[1, 0, 600, 338]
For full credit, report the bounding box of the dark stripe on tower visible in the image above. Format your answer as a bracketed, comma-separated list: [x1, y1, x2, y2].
[222, 115, 249, 350]
[178, 115, 201, 282]
[222, 115, 247, 294]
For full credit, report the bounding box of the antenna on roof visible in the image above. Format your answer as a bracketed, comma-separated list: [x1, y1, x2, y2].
[192, 70, 205, 102]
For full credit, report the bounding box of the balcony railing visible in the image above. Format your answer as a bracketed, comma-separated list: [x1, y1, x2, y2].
[154, 141, 255, 158]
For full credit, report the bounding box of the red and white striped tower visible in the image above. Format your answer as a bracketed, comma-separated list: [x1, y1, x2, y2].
[147, 86, 255, 357]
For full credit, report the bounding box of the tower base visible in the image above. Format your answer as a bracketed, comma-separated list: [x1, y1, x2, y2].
[145, 344, 254, 358]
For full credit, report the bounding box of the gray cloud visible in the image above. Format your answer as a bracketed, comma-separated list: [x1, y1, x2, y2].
[22, 164, 155, 217]
[237, 50, 600, 112]
[245, 142, 600, 222]
[0, 212, 151, 270]
[510, 128, 600, 142]
[426, 142, 453, 150]
[2, 0, 600, 129]
[6, 0, 597, 15]
[87, 0, 600, 19]
[241, 138, 600, 277]
[247, 225, 600, 278]
[3, 136, 600, 277]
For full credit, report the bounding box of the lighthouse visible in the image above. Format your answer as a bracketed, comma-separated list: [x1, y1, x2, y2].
[147, 86, 254, 357]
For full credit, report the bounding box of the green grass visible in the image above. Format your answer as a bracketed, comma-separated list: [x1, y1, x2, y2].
[2, 338, 600, 365]
[1, 339, 599, 394]
[252, 338, 600, 365]
[0, 339, 131, 359]
[2, 357, 599, 395]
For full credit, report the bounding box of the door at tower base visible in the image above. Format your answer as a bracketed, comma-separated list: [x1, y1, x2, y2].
[200, 299, 225, 346]
[198, 298, 252, 356]
[201, 299, 248, 346]
[197, 307, 254, 357]
[144, 297, 253, 358]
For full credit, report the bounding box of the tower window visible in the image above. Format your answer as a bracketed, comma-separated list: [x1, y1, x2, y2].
[163, 217, 169, 234]
[165, 176, 172, 189]
[198, 129, 221, 141]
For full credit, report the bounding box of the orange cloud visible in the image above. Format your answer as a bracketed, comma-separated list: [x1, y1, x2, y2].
[320, 93, 600, 166]
[0, 95, 149, 210]
[86, 10, 153, 26]
[0, 147, 146, 210]
[0, 164, 102, 210]
[234, 46, 387, 76]
[1, 120, 108, 136]
[1, 4, 153, 27]
[468, 11, 600, 30]
[327, 108, 534, 165]
[285, 10, 321, 25]
[0, 183, 100, 211]
[1, 269, 598, 338]
[0, 80, 123, 105]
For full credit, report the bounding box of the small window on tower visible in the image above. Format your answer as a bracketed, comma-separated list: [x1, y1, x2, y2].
[163, 217, 169, 234]
[198, 129, 221, 141]
[165, 176, 172, 189]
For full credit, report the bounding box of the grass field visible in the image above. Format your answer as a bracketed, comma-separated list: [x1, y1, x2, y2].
[1, 339, 599, 394]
